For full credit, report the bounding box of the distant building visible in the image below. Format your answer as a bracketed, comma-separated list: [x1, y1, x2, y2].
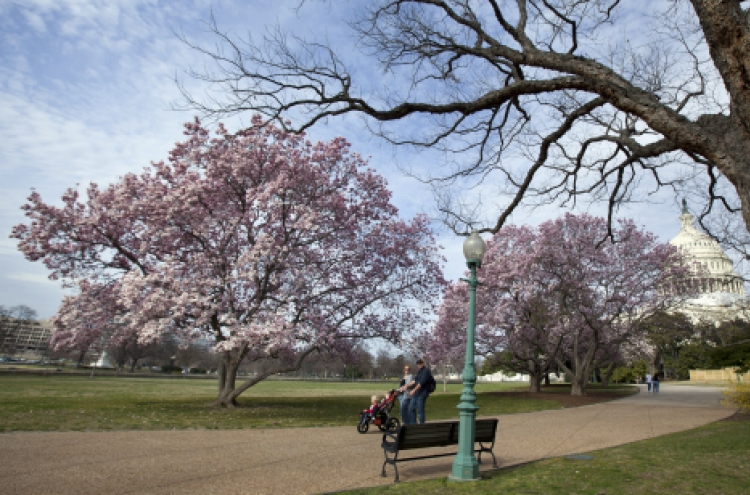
[669, 200, 748, 323]
[1, 317, 52, 357]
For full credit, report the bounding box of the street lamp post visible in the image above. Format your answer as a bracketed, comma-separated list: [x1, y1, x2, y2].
[449, 230, 487, 482]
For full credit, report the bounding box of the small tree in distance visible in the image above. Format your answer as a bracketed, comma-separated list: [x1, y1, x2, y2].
[12, 117, 445, 407]
[428, 214, 691, 395]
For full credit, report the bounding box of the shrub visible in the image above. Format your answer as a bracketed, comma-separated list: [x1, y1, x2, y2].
[612, 360, 648, 383]
[160, 364, 181, 374]
[722, 381, 750, 413]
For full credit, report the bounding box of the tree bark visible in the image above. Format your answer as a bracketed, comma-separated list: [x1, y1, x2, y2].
[556, 356, 591, 396]
[442, 362, 448, 393]
[528, 372, 543, 393]
[212, 354, 240, 407]
[570, 379, 587, 396]
[76, 349, 86, 368]
[211, 347, 318, 407]
[599, 363, 616, 388]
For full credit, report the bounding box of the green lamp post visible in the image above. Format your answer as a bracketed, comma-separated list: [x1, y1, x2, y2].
[449, 229, 487, 482]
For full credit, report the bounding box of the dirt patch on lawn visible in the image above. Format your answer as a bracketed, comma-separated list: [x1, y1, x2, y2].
[721, 410, 750, 422]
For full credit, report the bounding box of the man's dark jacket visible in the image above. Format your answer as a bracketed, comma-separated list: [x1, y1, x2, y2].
[413, 366, 433, 398]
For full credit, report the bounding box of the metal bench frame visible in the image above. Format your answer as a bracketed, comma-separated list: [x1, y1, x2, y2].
[380, 419, 499, 482]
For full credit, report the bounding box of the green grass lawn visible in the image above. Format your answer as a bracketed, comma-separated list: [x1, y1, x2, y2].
[0, 374, 560, 432]
[343, 414, 750, 495]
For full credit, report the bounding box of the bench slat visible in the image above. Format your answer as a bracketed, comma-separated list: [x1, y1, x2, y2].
[397, 421, 495, 446]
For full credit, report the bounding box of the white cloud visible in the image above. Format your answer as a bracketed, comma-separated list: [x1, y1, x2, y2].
[21, 9, 47, 33]
[5, 271, 58, 286]
[0, 0, 726, 320]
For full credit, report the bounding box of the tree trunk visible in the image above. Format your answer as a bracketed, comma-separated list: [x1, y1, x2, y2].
[211, 347, 318, 407]
[76, 349, 86, 368]
[599, 370, 608, 387]
[651, 354, 660, 376]
[570, 379, 587, 396]
[566, 363, 590, 396]
[600, 363, 616, 388]
[556, 354, 591, 396]
[544, 373, 551, 386]
[528, 371, 543, 393]
[129, 358, 139, 373]
[213, 355, 241, 407]
[442, 362, 448, 392]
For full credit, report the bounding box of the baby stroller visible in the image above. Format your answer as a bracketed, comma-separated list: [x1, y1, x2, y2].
[357, 389, 401, 434]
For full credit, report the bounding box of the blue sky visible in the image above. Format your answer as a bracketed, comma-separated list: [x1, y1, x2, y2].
[0, 0, 698, 319]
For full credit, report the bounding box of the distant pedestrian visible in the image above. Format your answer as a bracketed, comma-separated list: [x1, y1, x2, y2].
[409, 358, 434, 424]
[646, 373, 652, 393]
[398, 365, 415, 425]
[652, 373, 660, 393]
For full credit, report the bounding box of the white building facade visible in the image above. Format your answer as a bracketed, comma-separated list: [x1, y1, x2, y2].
[669, 201, 748, 323]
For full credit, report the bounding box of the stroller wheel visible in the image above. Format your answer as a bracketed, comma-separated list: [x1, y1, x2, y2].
[357, 421, 369, 434]
[377, 421, 388, 432]
[386, 417, 400, 432]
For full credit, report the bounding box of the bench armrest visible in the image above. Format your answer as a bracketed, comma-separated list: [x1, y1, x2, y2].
[382, 431, 399, 453]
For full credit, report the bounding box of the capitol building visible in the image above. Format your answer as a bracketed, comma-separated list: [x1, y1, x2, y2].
[669, 201, 748, 323]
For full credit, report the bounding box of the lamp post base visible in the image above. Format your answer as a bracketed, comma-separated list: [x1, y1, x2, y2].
[448, 454, 480, 482]
[447, 473, 480, 483]
[450, 379, 480, 481]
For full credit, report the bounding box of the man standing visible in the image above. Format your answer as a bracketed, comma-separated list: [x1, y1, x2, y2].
[646, 372, 652, 393]
[409, 358, 433, 424]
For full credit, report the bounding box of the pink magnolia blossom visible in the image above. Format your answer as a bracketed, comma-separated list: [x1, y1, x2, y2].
[13, 117, 445, 406]
[427, 213, 690, 395]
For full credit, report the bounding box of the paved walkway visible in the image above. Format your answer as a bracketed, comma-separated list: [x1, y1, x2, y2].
[0, 385, 733, 494]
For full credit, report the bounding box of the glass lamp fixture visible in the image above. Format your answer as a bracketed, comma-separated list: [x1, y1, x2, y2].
[462, 230, 487, 266]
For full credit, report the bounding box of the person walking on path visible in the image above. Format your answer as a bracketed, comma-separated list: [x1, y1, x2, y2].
[646, 373, 652, 393]
[652, 373, 660, 393]
[409, 358, 433, 424]
[398, 365, 415, 425]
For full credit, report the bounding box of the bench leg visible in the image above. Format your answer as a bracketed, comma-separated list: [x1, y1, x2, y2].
[478, 443, 498, 468]
[381, 460, 399, 482]
[485, 446, 498, 468]
[382, 450, 400, 482]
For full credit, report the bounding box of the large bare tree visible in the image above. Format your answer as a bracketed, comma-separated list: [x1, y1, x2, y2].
[178, 0, 750, 240]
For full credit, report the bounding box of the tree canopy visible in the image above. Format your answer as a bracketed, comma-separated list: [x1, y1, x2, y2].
[178, 0, 750, 246]
[12, 117, 445, 406]
[426, 213, 690, 394]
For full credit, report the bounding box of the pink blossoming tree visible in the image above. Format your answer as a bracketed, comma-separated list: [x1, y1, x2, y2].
[12, 117, 445, 406]
[428, 214, 689, 395]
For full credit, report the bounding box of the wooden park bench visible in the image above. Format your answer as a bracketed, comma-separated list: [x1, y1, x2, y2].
[380, 419, 499, 482]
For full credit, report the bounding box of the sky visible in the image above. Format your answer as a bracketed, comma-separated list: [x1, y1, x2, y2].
[0, 0, 707, 319]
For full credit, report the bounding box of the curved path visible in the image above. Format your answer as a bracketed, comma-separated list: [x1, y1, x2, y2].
[0, 384, 733, 494]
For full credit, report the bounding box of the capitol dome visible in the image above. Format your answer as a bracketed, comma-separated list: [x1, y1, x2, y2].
[669, 201, 745, 318]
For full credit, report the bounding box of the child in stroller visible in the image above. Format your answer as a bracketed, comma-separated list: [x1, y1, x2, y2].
[357, 389, 400, 434]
